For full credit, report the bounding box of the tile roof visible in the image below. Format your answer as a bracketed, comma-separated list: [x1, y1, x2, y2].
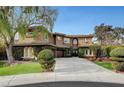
[53, 32, 94, 38]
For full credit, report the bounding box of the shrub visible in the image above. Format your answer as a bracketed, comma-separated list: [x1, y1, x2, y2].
[37, 49, 55, 72]
[78, 48, 85, 58]
[102, 46, 118, 57]
[0, 61, 6, 67]
[111, 61, 120, 70]
[116, 63, 124, 71]
[13, 47, 23, 60]
[110, 47, 124, 57]
[34, 46, 55, 57]
[110, 47, 124, 62]
[110, 57, 124, 62]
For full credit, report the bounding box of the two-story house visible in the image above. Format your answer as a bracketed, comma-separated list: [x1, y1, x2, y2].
[13, 26, 94, 60]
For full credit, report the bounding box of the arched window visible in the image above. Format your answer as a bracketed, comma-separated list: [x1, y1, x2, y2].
[24, 47, 34, 58]
[73, 38, 78, 45]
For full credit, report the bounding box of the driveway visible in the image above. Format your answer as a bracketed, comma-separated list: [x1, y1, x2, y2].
[1, 57, 124, 87]
[54, 57, 124, 83]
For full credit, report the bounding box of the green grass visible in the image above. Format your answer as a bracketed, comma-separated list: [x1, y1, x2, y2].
[0, 63, 42, 76]
[95, 61, 114, 70]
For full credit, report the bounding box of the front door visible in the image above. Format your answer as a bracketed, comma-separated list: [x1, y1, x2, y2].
[72, 49, 78, 56]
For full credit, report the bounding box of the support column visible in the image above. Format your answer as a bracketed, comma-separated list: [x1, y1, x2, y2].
[92, 50, 94, 56]
[24, 47, 28, 58]
[24, 48, 26, 58]
[28, 47, 30, 58]
[87, 49, 90, 56]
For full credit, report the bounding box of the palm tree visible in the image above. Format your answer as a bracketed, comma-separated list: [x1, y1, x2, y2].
[0, 6, 58, 64]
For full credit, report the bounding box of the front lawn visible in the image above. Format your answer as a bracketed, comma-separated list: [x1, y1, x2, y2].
[0, 62, 42, 76]
[95, 61, 114, 70]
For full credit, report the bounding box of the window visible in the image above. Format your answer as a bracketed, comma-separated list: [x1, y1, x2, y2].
[24, 47, 34, 58]
[73, 39, 78, 45]
[64, 38, 70, 43]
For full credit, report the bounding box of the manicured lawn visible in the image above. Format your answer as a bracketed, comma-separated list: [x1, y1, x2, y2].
[0, 62, 42, 76]
[95, 61, 114, 70]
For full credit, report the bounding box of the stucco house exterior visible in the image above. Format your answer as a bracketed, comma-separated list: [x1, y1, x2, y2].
[13, 27, 94, 60]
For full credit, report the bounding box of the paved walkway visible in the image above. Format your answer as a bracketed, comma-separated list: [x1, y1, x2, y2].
[1, 57, 124, 87]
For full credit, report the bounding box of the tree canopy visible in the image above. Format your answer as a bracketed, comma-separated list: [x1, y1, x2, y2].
[0, 6, 58, 64]
[95, 24, 124, 45]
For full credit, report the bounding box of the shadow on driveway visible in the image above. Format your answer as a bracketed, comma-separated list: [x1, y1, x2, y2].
[13, 81, 124, 87]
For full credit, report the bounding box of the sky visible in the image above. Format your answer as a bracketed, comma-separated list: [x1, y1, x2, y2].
[53, 6, 124, 35]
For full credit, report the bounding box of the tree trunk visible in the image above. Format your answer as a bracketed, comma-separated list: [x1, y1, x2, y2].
[6, 44, 14, 65]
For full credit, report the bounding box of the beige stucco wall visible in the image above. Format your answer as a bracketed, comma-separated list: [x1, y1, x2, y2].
[15, 32, 54, 44]
[15, 31, 93, 47]
[55, 36, 64, 45]
[78, 37, 93, 46]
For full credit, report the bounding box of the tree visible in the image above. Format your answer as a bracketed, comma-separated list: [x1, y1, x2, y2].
[95, 24, 114, 45]
[95, 24, 124, 45]
[0, 6, 58, 64]
[113, 27, 124, 44]
[0, 38, 5, 53]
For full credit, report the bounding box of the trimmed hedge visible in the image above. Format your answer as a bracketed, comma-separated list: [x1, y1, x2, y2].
[102, 46, 118, 57]
[37, 49, 55, 72]
[110, 47, 124, 62]
[110, 47, 124, 57]
[110, 57, 124, 62]
[38, 49, 54, 61]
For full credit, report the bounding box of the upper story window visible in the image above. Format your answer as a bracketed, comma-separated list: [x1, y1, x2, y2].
[57, 36, 62, 40]
[73, 38, 78, 45]
[64, 38, 70, 44]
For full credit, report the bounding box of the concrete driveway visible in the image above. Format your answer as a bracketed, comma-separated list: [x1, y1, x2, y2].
[1, 57, 124, 87]
[54, 57, 124, 83]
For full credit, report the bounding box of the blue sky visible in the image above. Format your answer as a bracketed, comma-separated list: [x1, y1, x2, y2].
[53, 6, 124, 35]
